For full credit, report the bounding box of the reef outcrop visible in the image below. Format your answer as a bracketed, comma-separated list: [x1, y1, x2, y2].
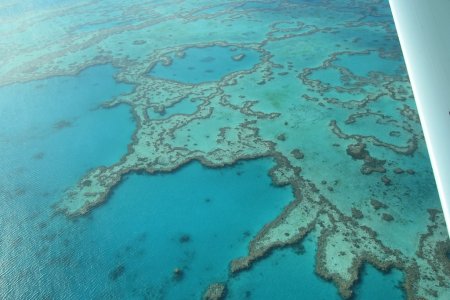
[203, 283, 227, 300]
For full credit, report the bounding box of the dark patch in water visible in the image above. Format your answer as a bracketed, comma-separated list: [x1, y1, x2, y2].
[179, 234, 191, 243]
[53, 120, 72, 130]
[201, 56, 216, 63]
[109, 264, 126, 281]
[15, 187, 27, 197]
[42, 233, 57, 242]
[133, 40, 146, 45]
[81, 179, 92, 187]
[33, 152, 45, 160]
[38, 221, 48, 229]
[35, 246, 49, 257]
[293, 242, 306, 255]
[49, 254, 72, 266]
[172, 267, 184, 281]
[12, 237, 23, 248]
[137, 232, 147, 242]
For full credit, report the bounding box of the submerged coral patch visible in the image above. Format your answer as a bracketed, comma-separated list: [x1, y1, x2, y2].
[148, 45, 260, 84]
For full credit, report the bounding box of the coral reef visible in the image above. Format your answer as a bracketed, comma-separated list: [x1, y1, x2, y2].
[203, 283, 227, 300]
[370, 199, 388, 210]
[346, 143, 386, 175]
[172, 267, 184, 281]
[3, 0, 448, 298]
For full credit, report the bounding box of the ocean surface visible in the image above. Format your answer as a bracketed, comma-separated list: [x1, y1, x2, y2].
[1, 1, 448, 299]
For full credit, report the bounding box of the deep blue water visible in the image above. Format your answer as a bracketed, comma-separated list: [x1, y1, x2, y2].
[227, 233, 341, 300]
[85, 158, 294, 299]
[0, 64, 135, 210]
[0, 64, 136, 299]
[355, 264, 404, 300]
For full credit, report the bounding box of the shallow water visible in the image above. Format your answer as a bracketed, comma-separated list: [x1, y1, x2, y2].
[147, 97, 199, 120]
[335, 52, 403, 77]
[149, 45, 260, 84]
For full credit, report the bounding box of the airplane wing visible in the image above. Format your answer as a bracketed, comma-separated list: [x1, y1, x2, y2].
[389, 0, 450, 235]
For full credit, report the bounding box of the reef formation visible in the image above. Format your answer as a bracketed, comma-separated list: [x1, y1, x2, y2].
[2, 0, 449, 299]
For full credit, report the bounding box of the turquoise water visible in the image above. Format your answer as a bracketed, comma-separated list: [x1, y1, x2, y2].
[148, 98, 199, 120]
[192, 3, 234, 16]
[335, 52, 403, 77]
[0, 65, 135, 204]
[355, 265, 404, 300]
[149, 46, 260, 84]
[86, 159, 293, 299]
[0, 1, 70, 16]
[309, 68, 342, 86]
[227, 233, 341, 300]
[0, 65, 293, 299]
[238, 1, 280, 10]
[227, 233, 404, 300]
[0, 65, 136, 298]
[1, 0, 448, 299]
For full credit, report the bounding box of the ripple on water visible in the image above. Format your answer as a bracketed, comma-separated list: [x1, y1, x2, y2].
[0, 64, 136, 299]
